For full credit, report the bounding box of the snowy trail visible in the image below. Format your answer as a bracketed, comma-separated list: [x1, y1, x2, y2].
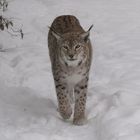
[0, 0, 140, 140]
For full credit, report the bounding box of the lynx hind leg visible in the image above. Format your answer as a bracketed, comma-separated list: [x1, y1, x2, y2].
[73, 77, 88, 125]
[55, 82, 72, 120]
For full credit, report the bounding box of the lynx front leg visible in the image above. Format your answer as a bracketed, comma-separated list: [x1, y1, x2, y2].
[55, 81, 72, 120]
[73, 77, 88, 125]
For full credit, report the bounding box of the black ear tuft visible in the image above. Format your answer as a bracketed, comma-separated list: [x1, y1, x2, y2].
[88, 24, 93, 32]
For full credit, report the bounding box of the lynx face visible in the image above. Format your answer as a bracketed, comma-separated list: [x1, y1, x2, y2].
[60, 34, 88, 66]
[52, 32, 90, 66]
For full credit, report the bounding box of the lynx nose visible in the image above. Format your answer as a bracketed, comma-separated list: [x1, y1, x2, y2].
[69, 54, 74, 59]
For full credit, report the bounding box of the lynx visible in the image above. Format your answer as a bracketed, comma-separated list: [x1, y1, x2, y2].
[48, 15, 93, 125]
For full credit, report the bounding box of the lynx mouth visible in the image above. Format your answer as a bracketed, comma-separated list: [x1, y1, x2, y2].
[68, 58, 77, 61]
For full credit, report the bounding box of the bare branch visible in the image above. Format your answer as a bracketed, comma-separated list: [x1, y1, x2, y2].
[0, 0, 24, 39]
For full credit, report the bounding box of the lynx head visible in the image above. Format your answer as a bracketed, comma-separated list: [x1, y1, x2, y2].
[50, 25, 93, 67]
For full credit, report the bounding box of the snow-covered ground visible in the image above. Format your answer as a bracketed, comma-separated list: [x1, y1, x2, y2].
[0, 0, 140, 139]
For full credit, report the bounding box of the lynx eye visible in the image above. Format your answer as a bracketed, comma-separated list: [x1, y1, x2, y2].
[75, 44, 81, 50]
[62, 45, 68, 50]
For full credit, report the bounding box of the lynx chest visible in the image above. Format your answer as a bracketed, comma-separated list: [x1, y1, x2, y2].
[64, 68, 86, 85]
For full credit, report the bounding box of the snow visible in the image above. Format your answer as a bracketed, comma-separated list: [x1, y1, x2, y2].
[0, 0, 140, 139]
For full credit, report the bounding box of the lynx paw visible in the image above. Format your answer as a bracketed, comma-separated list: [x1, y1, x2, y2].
[73, 117, 87, 125]
[59, 107, 72, 120]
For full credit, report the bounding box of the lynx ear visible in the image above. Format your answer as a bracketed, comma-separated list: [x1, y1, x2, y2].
[48, 26, 62, 40]
[81, 24, 93, 42]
